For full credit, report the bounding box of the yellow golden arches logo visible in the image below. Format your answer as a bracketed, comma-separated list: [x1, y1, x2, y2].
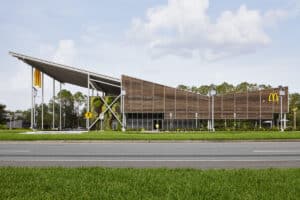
[268, 92, 279, 103]
[85, 112, 93, 119]
[33, 69, 41, 88]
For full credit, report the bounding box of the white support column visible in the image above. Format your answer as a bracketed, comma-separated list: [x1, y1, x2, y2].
[121, 90, 126, 132]
[279, 86, 286, 132]
[120, 77, 126, 132]
[284, 113, 287, 129]
[280, 95, 283, 132]
[31, 67, 33, 130]
[207, 120, 210, 130]
[208, 94, 210, 130]
[87, 73, 90, 130]
[33, 87, 36, 130]
[212, 95, 215, 132]
[52, 79, 55, 129]
[234, 94, 236, 130]
[121, 85, 123, 130]
[59, 82, 62, 130]
[259, 90, 262, 129]
[41, 72, 44, 130]
[195, 113, 198, 130]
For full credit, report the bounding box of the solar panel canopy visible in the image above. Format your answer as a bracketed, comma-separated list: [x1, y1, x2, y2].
[10, 51, 121, 95]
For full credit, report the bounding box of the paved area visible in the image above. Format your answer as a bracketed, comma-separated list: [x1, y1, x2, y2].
[22, 131, 87, 134]
[0, 142, 299, 168]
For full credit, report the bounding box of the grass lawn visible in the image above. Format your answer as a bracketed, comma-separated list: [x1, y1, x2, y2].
[0, 167, 299, 200]
[0, 130, 300, 141]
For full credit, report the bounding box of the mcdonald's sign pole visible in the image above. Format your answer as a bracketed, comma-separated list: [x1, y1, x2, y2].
[279, 86, 286, 132]
[209, 85, 216, 132]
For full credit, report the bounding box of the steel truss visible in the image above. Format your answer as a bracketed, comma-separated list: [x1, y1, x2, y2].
[87, 74, 125, 131]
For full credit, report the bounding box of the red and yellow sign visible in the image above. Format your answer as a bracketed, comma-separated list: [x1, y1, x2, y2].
[33, 69, 42, 88]
[268, 92, 279, 103]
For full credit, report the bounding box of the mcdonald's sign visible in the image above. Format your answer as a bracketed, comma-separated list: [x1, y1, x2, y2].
[268, 92, 279, 103]
[33, 69, 42, 88]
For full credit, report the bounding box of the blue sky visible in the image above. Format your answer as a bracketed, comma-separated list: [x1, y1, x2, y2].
[1, 0, 300, 110]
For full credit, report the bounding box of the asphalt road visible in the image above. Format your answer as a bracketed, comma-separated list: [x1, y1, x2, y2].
[0, 141, 299, 168]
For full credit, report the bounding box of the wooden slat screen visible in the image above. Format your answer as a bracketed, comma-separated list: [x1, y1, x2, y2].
[122, 75, 288, 120]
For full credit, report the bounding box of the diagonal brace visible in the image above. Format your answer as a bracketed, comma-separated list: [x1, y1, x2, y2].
[88, 80, 122, 129]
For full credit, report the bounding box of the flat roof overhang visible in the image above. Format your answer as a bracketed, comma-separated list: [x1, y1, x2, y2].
[9, 51, 121, 95]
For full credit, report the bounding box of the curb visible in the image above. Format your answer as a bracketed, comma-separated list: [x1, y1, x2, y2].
[0, 139, 300, 144]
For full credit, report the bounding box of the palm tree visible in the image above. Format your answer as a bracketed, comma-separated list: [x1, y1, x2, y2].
[73, 92, 85, 128]
[57, 89, 74, 128]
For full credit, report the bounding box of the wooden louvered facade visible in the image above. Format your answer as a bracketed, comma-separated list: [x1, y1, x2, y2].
[121, 75, 288, 130]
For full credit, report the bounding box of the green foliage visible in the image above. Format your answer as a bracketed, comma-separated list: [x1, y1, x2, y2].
[73, 92, 85, 106]
[91, 96, 121, 130]
[35, 104, 53, 129]
[235, 82, 256, 92]
[177, 82, 274, 95]
[0, 168, 299, 200]
[73, 92, 86, 127]
[288, 93, 300, 129]
[177, 84, 189, 90]
[0, 124, 7, 129]
[91, 96, 103, 118]
[1, 130, 300, 140]
[0, 104, 7, 124]
[216, 82, 235, 94]
[198, 85, 210, 95]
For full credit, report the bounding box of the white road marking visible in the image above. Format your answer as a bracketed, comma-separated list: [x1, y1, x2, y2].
[253, 150, 300, 153]
[21, 131, 87, 134]
[0, 150, 30, 153]
[4, 159, 300, 162]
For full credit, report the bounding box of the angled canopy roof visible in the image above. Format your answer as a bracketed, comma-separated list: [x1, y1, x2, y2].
[9, 51, 121, 95]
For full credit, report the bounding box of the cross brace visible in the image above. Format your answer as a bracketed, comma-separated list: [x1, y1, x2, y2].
[88, 80, 123, 130]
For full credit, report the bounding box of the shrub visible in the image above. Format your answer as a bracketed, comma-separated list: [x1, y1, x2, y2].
[0, 124, 7, 129]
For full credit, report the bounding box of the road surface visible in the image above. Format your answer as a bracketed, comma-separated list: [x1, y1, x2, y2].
[0, 141, 299, 168]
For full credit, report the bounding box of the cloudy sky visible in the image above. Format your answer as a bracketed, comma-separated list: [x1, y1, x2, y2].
[1, 0, 300, 111]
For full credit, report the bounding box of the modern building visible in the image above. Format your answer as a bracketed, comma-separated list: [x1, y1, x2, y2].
[6, 120, 25, 129]
[122, 75, 288, 131]
[10, 51, 289, 131]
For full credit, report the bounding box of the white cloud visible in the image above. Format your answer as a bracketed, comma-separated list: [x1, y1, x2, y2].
[53, 40, 76, 65]
[263, 9, 288, 27]
[128, 0, 288, 60]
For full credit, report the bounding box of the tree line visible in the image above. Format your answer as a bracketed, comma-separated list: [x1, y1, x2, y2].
[177, 81, 272, 95]
[0, 90, 87, 129]
[177, 82, 300, 130]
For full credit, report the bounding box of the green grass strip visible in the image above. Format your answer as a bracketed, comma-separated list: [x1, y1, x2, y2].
[0, 167, 299, 200]
[0, 130, 300, 141]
